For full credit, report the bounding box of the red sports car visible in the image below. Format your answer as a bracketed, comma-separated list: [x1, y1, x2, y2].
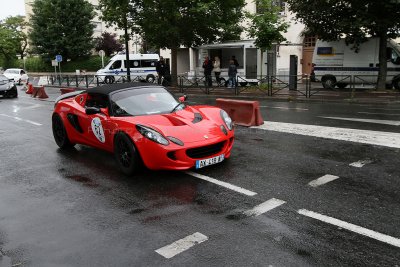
[52, 83, 234, 174]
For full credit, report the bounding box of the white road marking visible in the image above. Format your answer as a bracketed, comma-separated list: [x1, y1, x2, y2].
[185, 171, 257, 196]
[298, 209, 400, 248]
[243, 198, 286, 217]
[320, 116, 400, 126]
[358, 112, 400, 116]
[260, 106, 309, 111]
[155, 232, 208, 259]
[308, 174, 340, 187]
[349, 159, 373, 168]
[252, 121, 400, 148]
[0, 114, 42, 126]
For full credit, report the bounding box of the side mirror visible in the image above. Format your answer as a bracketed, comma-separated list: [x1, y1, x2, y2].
[179, 95, 187, 103]
[85, 107, 101, 115]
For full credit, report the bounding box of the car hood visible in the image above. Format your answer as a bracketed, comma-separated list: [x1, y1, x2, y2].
[129, 106, 225, 143]
[0, 82, 12, 91]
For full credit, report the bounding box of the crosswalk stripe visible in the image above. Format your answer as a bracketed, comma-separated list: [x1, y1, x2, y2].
[252, 121, 400, 148]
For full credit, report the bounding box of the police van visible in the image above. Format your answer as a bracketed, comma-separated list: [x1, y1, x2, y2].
[96, 53, 159, 84]
[312, 38, 400, 89]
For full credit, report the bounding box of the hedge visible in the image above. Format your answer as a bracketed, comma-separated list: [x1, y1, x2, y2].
[0, 56, 110, 73]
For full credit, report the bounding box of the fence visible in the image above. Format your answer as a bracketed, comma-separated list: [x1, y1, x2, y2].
[40, 73, 399, 99]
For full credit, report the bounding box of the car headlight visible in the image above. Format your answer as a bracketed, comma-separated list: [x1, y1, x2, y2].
[220, 110, 233, 130]
[136, 124, 169, 146]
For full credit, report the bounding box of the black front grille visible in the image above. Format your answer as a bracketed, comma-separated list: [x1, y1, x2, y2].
[186, 141, 225, 159]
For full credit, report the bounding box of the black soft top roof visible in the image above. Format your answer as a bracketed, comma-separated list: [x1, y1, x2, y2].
[87, 82, 162, 96]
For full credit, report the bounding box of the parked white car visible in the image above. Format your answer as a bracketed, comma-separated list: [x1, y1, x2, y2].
[3, 68, 29, 85]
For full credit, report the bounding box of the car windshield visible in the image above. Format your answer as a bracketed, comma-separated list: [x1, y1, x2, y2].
[110, 87, 183, 116]
[4, 69, 19, 74]
[0, 75, 9, 84]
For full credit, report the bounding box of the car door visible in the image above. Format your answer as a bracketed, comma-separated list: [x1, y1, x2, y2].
[75, 93, 114, 151]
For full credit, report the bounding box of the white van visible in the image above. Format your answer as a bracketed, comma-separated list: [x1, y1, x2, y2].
[312, 38, 400, 89]
[96, 53, 159, 84]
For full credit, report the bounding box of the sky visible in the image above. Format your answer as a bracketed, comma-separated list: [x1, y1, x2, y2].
[0, 0, 26, 21]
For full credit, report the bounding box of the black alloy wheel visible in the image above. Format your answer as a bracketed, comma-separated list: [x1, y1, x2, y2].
[114, 133, 140, 175]
[52, 113, 75, 149]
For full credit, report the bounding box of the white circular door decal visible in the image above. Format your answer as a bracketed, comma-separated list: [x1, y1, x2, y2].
[91, 117, 105, 143]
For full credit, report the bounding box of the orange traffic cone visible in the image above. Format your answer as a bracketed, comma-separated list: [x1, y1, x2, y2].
[26, 83, 33, 94]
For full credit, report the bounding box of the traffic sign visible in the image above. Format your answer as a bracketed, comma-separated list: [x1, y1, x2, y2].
[51, 60, 58, 67]
[56, 55, 63, 62]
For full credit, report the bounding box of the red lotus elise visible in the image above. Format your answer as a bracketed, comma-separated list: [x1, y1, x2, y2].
[52, 83, 234, 174]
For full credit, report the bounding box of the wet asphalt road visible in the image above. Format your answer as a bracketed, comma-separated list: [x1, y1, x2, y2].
[0, 87, 399, 266]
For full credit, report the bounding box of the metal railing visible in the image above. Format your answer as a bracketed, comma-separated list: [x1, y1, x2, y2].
[40, 73, 399, 99]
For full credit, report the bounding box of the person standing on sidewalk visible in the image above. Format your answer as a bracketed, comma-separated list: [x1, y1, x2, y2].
[213, 56, 221, 85]
[156, 56, 167, 85]
[202, 56, 213, 87]
[228, 59, 237, 88]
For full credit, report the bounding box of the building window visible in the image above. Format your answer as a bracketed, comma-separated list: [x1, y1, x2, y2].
[303, 36, 317, 48]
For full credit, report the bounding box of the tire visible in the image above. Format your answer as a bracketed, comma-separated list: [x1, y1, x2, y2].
[52, 113, 75, 149]
[114, 132, 140, 175]
[393, 79, 400, 90]
[337, 83, 348, 89]
[146, 74, 155, 83]
[321, 76, 336, 89]
[239, 82, 248, 87]
[104, 76, 115, 84]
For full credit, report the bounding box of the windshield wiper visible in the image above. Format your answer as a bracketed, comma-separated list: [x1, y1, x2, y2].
[170, 103, 183, 113]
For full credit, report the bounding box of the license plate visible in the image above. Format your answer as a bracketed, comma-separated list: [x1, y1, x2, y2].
[196, 154, 224, 169]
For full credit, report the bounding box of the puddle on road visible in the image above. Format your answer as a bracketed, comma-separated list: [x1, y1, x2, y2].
[65, 175, 99, 187]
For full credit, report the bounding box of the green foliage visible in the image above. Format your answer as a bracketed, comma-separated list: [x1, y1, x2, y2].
[286, 0, 400, 44]
[246, 0, 289, 51]
[29, 0, 95, 60]
[137, 0, 245, 49]
[0, 16, 27, 60]
[1, 16, 28, 59]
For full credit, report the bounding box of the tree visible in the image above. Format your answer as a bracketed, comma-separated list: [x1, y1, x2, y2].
[286, 0, 400, 89]
[29, 0, 95, 60]
[137, 0, 246, 80]
[98, 0, 141, 81]
[246, 0, 289, 76]
[2, 16, 28, 59]
[95, 32, 123, 56]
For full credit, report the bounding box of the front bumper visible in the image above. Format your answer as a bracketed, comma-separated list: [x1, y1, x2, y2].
[0, 87, 17, 96]
[136, 133, 234, 170]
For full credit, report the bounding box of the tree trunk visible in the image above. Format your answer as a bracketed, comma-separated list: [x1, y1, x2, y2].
[124, 20, 131, 82]
[377, 31, 388, 90]
[170, 46, 178, 86]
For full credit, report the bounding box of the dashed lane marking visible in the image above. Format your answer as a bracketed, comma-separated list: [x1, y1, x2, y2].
[260, 106, 309, 111]
[155, 232, 208, 259]
[185, 171, 257, 196]
[252, 121, 400, 148]
[243, 198, 286, 217]
[308, 174, 340, 187]
[320, 116, 400, 126]
[298, 209, 400, 248]
[0, 114, 42, 126]
[349, 159, 373, 168]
